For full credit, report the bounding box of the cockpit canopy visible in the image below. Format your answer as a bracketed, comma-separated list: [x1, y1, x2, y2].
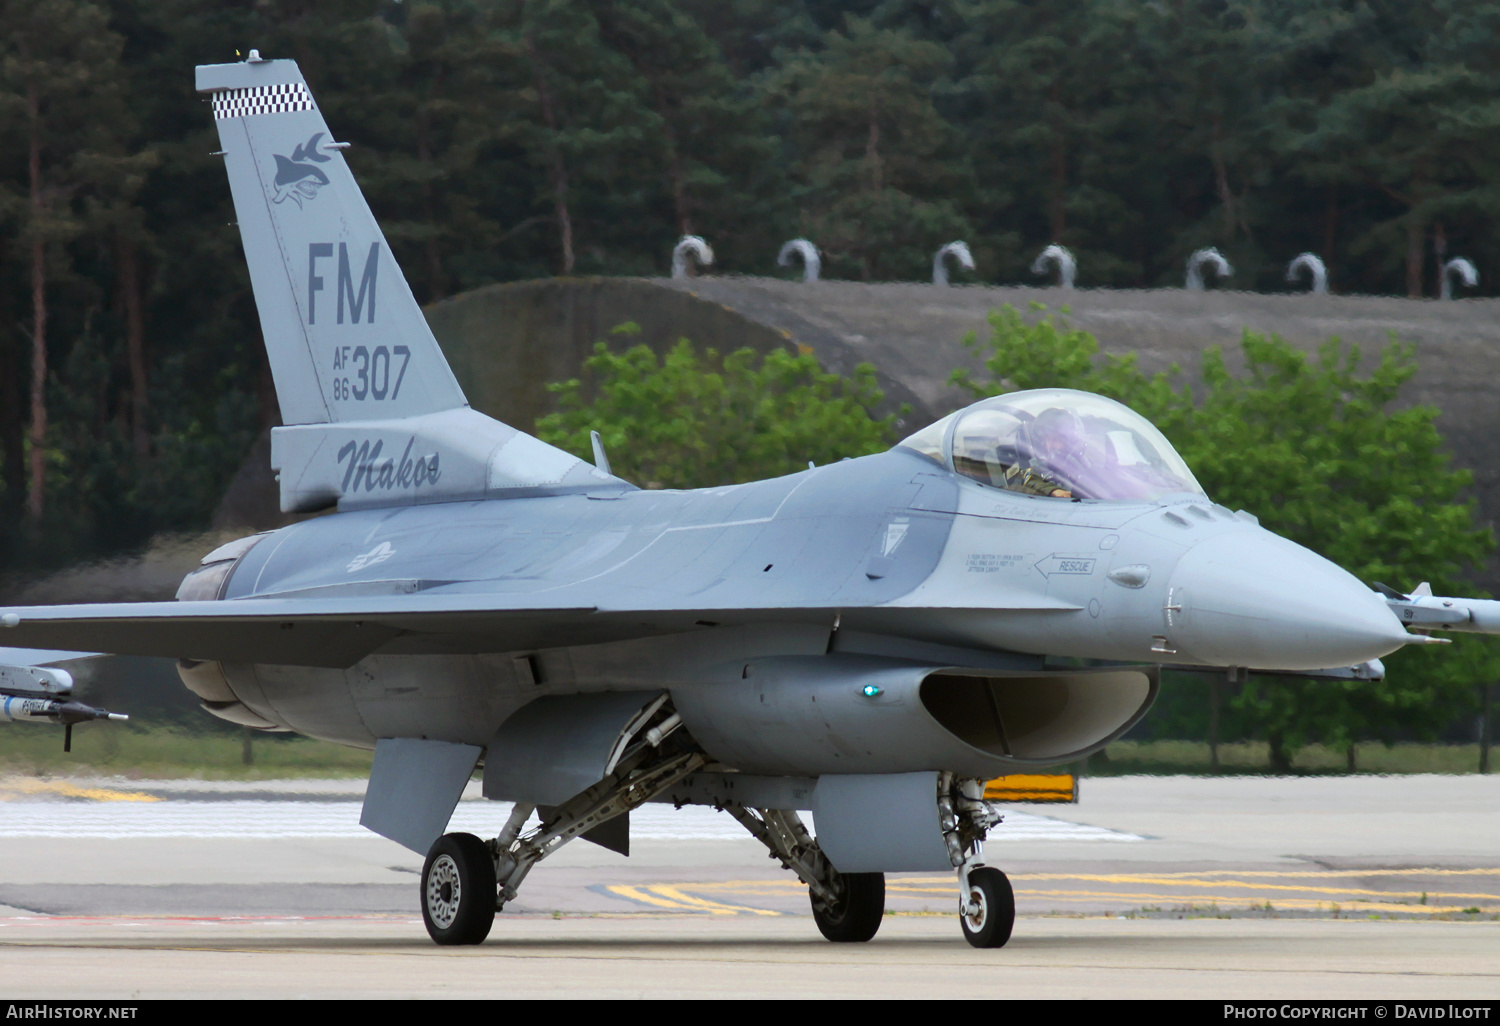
[899, 388, 1205, 502]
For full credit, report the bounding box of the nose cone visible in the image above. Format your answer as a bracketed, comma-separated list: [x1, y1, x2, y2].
[1166, 530, 1409, 671]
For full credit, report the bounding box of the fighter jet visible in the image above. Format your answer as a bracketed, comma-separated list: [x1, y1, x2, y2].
[0, 55, 1490, 949]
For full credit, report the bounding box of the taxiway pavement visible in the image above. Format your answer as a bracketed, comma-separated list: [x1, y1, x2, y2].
[1, 773, 1496, 998]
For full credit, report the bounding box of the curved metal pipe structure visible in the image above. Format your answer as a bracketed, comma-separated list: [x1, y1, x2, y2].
[1030, 244, 1076, 289]
[933, 241, 975, 286]
[1186, 247, 1232, 291]
[1286, 253, 1328, 294]
[1442, 258, 1478, 300]
[671, 235, 714, 279]
[778, 239, 820, 283]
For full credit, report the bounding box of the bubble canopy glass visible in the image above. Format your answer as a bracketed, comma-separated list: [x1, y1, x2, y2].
[898, 388, 1205, 501]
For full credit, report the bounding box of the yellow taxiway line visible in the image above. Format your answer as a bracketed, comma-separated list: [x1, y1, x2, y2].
[0, 780, 160, 803]
[886, 877, 1500, 903]
[605, 884, 779, 915]
[900, 868, 1500, 882]
[606, 871, 1500, 917]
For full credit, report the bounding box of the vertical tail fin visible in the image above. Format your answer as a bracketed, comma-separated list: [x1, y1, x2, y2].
[196, 57, 626, 513]
[195, 57, 467, 426]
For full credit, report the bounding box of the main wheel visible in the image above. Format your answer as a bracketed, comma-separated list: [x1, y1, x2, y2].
[811, 871, 885, 943]
[959, 866, 1015, 949]
[421, 832, 497, 946]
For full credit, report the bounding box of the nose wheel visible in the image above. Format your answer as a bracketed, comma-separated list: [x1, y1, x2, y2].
[959, 866, 1014, 948]
[421, 832, 497, 946]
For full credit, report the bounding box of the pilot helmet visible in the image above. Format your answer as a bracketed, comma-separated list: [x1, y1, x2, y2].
[1030, 407, 1087, 459]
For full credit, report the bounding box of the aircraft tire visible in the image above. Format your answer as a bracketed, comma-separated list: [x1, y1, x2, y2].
[960, 867, 1015, 948]
[811, 871, 885, 942]
[421, 832, 497, 946]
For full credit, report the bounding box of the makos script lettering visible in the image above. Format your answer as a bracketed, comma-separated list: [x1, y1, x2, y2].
[337, 437, 441, 495]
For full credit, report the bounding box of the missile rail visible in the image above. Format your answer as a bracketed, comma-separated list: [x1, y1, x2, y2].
[0, 662, 127, 751]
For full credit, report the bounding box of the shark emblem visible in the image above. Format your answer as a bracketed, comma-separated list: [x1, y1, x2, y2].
[271, 132, 332, 207]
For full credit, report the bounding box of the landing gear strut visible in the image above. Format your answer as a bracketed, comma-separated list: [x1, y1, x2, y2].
[723, 804, 886, 942]
[942, 773, 1015, 948]
[420, 699, 702, 946]
[725, 774, 1015, 947]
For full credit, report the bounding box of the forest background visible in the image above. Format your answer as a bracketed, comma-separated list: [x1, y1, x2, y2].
[5, 0, 1500, 573]
[4, 0, 1499, 768]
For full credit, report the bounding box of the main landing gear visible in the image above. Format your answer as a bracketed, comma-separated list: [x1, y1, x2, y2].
[421, 833, 497, 946]
[722, 804, 891, 942]
[722, 777, 1016, 948]
[811, 871, 886, 943]
[419, 702, 702, 946]
[417, 756, 1016, 949]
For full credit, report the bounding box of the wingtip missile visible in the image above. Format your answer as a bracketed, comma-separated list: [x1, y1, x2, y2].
[0, 661, 127, 750]
[1372, 584, 1500, 634]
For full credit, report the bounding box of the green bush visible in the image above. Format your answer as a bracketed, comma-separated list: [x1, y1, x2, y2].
[537, 324, 901, 489]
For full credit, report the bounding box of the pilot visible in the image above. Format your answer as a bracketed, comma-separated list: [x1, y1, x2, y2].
[1010, 407, 1090, 498]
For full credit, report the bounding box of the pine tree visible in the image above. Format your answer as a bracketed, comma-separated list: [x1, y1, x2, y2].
[0, 0, 134, 521]
[589, 0, 787, 273]
[484, 0, 661, 276]
[1265, 0, 1500, 296]
[770, 15, 970, 280]
[1134, 2, 1265, 277]
[338, 0, 512, 300]
[950, 0, 1144, 284]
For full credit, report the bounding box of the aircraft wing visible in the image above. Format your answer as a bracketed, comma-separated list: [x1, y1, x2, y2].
[0, 646, 98, 666]
[0, 597, 598, 668]
[0, 593, 1078, 669]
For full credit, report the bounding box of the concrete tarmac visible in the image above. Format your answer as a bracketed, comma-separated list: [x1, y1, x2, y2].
[2, 773, 1497, 998]
[4, 916, 1499, 1000]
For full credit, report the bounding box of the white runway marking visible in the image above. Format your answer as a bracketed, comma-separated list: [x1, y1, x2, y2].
[991, 812, 1145, 842]
[0, 799, 1142, 842]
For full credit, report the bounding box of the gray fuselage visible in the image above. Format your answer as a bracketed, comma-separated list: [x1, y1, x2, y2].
[198, 446, 1406, 772]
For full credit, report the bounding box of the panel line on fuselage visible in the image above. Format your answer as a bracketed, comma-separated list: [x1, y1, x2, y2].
[248, 527, 299, 596]
[551, 469, 821, 591]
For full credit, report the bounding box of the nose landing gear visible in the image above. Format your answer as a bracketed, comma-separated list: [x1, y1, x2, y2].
[942, 774, 1015, 948]
[958, 862, 1015, 948]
